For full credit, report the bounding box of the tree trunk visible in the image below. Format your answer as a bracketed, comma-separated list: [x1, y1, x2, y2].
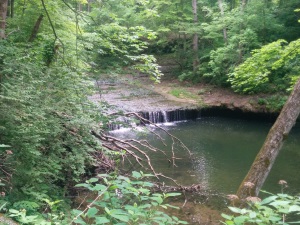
[6, 0, 9, 17]
[22, 0, 26, 16]
[7, 0, 13, 17]
[241, 0, 247, 11]
[236, 78, 300, 199]
[237, 0, 247, 63]
[0, 0, 8, 39]
[78, 3, 82, 12]
[192, 0, 199, 73]
[28, 14, 44, 42]
[87, 0, 91, 12]
[217, 0, 228, 44]
[10, 0, 13, 18]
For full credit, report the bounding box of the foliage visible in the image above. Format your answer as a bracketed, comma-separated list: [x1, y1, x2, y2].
[72, 171, 187, 225]
[83, 2, 163, 81]
[0, 40, 103, 202]
[257, 95, 288, 112]
[201, 4, 262, 85]
[142, 0, 300, 89]
[229, 39, 300, 94]
[1, 172, 186, 224]
[222, 191, 300, 225]
[7, 198, 68, 224]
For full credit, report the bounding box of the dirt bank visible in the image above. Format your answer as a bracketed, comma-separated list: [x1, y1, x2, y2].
[91, 74, 274, 114]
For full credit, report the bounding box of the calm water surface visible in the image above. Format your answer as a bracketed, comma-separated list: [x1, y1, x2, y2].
[113, 117, 300, 196]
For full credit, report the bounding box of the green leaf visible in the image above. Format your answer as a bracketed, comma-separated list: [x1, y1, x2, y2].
[142, 182, 153, 187]
[228, 207, 241, 214]
[260, 195, 277, 205]
[110, 213, 130, 222]
[240, 209, 248, 214]
[88, 177, 99, 183]
[9, 209, 20, 214]
[165, 193, 181, 197]
[233, 216, 248, 224]
[277, 193, 290, 198]
[0, 144, 10, 148]
[108, 185, 118, 191]
[249, 212, 257, 218]
[74, 217, 86, 225]
[270, 200, 290, 207]
[86, 207, 98, 218]
[75, 183, 90, 188]
[151, 196, 163, 204]
[163, 204, 179, 209]
[269, 216, 282, 222]
[104, 207, 110, 215]
[289, 205, 300, 212]
[93, 184, 107, 191]
[132, 171, 142, 179]
[221, 213, 233, 220]
[0, 202, 7, 211]
[20, 215, 38, 222]
[95, 217, 110, 224]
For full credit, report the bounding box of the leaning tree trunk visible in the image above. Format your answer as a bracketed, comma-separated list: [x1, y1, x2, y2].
[28, 14, 44, 42]
[192, 0, 199, 73]
[0, 0, 8, 39]
[237, 78, 300, 199]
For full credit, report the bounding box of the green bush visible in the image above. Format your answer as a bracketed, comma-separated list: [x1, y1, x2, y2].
[71, 171, 187, 225]
[222, 191, 300, 225]
[257, 96, 288, 112]
[4, 172, 187, 225]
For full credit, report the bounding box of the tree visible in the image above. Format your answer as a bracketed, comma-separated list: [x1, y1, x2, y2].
[0, 0, 101, 202]
[218, 0, 227, 44]
[0, 0, 8, 39]
[192, 0, 199, 73]
[234, 21, 300, 198]
[229, 39, 300, 94]
[236, 77, 300, 199]
[28, 14, 44, 42]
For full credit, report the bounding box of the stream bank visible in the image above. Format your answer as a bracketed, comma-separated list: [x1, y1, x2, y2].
[90, 73, 279, 122]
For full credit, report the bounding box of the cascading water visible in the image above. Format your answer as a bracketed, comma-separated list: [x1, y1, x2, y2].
[141, 108, 200, 124]
[162, 111, 169, 122]
[107, 107, 278, 130]
[107, 109, 200, 130]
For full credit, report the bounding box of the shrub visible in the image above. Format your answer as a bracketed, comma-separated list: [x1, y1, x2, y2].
[71, 171, 188, 225]
[222, 191, 300, 225]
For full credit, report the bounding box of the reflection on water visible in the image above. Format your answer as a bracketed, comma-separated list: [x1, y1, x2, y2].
[110, 117, 300, 196]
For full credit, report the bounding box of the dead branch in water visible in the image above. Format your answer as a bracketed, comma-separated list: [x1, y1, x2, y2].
[153, 183, 202, 193]
[91, 111, 192, 184]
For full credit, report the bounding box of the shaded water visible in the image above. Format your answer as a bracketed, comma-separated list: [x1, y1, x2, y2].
[113, 117, 300, 196]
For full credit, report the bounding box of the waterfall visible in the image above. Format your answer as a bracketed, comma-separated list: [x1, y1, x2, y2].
[162, 111, 168, 122]
[108, 106, 279, 131]
[140, 109, 200, 124]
